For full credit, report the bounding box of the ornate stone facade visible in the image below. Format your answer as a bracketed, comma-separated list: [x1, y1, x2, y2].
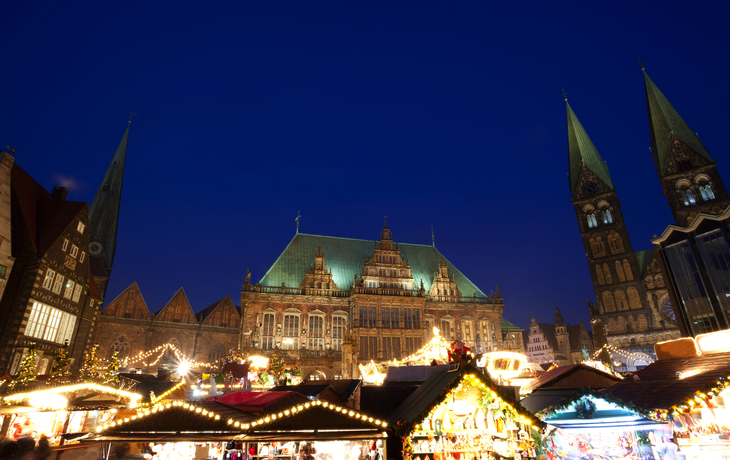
[524, 308, 593, 365]
[240, 225, 523, 380]
[566, 101, 681, 367]
[0, 166, 101, 375]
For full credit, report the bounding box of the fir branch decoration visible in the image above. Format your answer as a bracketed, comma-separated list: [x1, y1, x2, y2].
[49, 340, 72, 384]
[80, 343, 100, 382]
[8, 343, 38, 391]
[103, 351, 121, 386]
[537, 387, 651, 419]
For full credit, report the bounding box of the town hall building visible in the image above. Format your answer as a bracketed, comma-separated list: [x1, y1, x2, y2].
[240, 223, 524, 381]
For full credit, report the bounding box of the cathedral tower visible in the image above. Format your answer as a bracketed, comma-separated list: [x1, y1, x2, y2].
[88, 122, 130, 300]
[567, 102, 657, 353]
[644, 71, 730, 225]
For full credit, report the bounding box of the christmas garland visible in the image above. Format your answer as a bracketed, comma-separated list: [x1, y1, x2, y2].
[574, 398, 596, 419]
[536, 387, 651, 419]
[393, 363, 544, 438]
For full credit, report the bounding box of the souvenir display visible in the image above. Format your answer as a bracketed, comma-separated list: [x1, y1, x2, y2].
[400, 373, 537, 460]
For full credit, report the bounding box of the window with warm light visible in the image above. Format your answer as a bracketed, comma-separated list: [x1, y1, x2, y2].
[25, 301, 76, 344]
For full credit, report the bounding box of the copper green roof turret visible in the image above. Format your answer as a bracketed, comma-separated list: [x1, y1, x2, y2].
[89, 122, 129, 270]
[567, 102, 614, 199]
[643, 70, 712, 175]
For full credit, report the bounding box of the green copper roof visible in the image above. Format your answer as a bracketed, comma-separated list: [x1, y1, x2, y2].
[259, 233, 487, 297]
[500, 317, 523, 331]
[567, 102, 614, 199]
[89, 123, 129, 269]
[644, 71, 712, 175]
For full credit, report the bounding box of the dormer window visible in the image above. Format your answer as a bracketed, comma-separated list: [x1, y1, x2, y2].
[77, 222, 85, 234]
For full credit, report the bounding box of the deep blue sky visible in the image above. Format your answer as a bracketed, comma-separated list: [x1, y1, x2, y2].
[3, 2, 729, 331]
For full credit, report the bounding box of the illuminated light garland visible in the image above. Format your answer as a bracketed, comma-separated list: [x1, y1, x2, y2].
[222, 399, 387, 431]
[394, 370, 540, 438]
[4, 383, 143, 408]
[590, 344, 655, 364]
[650, 375, 730, 421]
[95, 400, 232, 433]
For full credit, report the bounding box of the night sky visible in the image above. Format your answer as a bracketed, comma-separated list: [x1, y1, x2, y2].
[3, 2, 729, 332]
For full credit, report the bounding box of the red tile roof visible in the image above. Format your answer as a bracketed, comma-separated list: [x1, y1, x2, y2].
[605, 352, 730, 410]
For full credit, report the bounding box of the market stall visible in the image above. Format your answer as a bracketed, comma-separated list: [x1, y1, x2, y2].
[388, 363, 542, 460]
[232, 398, 388, 460]
[538, 391, 674, 460]
[83, 395, 388, 460]
[0, 383, 142, 447]
[605, 332, 730, 460]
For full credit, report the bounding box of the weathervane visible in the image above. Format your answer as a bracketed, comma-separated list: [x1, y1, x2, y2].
[384, 215, 387, 228]
[562, 88, 568, 102]
[637, 57, 645, 71]
[129, 111, 138, 123]
[431, 225, 435, 247]
[295, 211, 301, 234]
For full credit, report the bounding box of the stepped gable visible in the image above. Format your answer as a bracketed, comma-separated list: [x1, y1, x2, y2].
[259, 232, 487, 297]
[102, 282, 151, 320]
[197, 295, 240, 327]
[156, 288, 197, 324]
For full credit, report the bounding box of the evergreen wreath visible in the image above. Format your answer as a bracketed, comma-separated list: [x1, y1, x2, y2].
[574, 397, 597, 419]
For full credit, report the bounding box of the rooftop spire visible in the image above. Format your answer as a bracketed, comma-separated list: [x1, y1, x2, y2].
[89, 122, 130, 273]
[567, 101, 614, 199]
[643, 70, 712, 175]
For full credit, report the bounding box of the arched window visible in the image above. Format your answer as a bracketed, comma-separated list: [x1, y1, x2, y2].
[308, 313, 325, 350]
[615, 260, 626, 282]
[209, 343, 226, 370]
[282, 310, 300, 350]
[110, 335, 131, 363]
[615, 290, 629, 311]
[461, 317, 475, 348]
[627, 287, 642, 310]
[677, 180, 696, 206]
[261, 312, 275, 349]
[700, 184, 715, 201]
[590, 236, 606, 258]
[622, 259, 633, 281]
[602, 291, 616, 313]
[603, 263, 613, 284]
[587, 214, 598, 228]
[608, 231, 625, 254]
[595, 265, 605, 285]
[331, 314, 347, 351]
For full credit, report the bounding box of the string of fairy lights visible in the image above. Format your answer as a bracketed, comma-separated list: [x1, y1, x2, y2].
[97, 342, 221, 370]
[648, 374, 730, 421]
[590, 344, 655, 364]
[96, 398, 387, 433]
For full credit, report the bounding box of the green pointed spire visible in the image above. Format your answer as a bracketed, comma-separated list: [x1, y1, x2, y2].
[89, 122, 129, 270]
[644, 70, 712, 175]
[567, 102, 614, 199]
